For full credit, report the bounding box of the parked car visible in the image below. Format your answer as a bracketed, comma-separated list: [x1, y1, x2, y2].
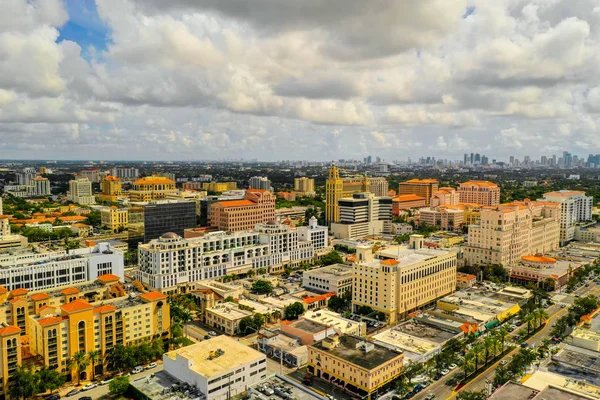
[47, 395, 61, 400]
[500, 360, 508, 366]
[441, 369, 450, 376]
[425, 394, 436, 400]
[82, 383, 97, 391]
[561, 304, 567, 308]
[65, 389, 80, 397]
[448, 363, 457, 370]
[147, 362, 157, 369]
[521, 342, 528, 348]
[208, 331, 218, 336]
[100, 378, 113, 385]
[132, 366, 144, 374]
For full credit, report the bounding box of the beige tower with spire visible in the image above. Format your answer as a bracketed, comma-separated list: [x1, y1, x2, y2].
[326, 164, 343, 224]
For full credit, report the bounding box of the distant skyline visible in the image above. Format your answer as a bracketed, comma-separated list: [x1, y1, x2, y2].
[2, 1, 600, 161]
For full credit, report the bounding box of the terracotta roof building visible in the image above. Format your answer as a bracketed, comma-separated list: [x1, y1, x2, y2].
[209, 189, 276, 232]
[398, 179, 439, 206]
[458, 181, 500, 207]
[129, 175, 176, 202]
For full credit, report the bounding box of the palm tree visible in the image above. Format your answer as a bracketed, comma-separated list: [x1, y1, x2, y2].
[524, 313, 534, 335]
[68, 351, 90, 385]
[472, 343, 485, 373]
[462, 353, 475, 380]
[271, 310, 282, 321]
[483, 335, 494, 365]
[87, 350, 101, 381]
[536, 308, 549, 329]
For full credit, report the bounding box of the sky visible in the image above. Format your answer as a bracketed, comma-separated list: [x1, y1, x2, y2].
[2, 0, 600, 162]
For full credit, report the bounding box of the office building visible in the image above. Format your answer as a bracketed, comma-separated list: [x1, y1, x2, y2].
[68, 178, 95, 205]
[79, 168, 106, 183]
[369, 177, 389, 197]
[199, 193, 245, 226]
[430, 187, 459, 206]
[16, 169, 36, 185]
[201, 182, 238, 192]
[419, 206, 465, 231]
[129, 175, 177, 202]
[0, 242, 123, 292]
[98, 175, 122, 202]
[330, 192, 392, 239]
[297, 216, 328, 250]
[302, 263, 352, 294]
[30, 176, 51, 196]
[458, 181, 500, 207]
[209, 189, 276, 232]
[248, 176, 273, 192]
[111, 167, 139, 180]
[307, 335, 404, 398]
[294, 177, 315, 196]
[163, 336, 267, 400]
[542, 190, 593, 244]
[352, 240, 457, 323]
[144, 201, 197, 242]
[28, 288, 169, 380]
[165, 190, 208, 217]
[398, 179, 439, 206]
[392, 194, 427, 215]
[463, 202, 560, 267]
[101, 206, 129, 232]
[325, 164, 372, 223]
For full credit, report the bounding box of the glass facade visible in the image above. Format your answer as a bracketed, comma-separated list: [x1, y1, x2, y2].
[144, 202, 197, 242]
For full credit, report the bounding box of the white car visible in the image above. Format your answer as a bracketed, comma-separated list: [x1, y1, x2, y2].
[146, 362, 157, 369]
[100, 378, 113, 385]
[82, 383, 97, 391]
[441, 369, 450, 376]
[448, 364, 457, 370]
[208, 331, 218, 336]
[500, 360, 508, 366]
[132, 366, 144, 374]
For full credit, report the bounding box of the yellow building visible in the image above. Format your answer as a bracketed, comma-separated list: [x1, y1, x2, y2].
[0, 325, 21, 398]
[325, 165, 370, 224]
[129, 175, 176, 202]
[398, 179, 439, 206]
[101, 206, 129, 232]
[98, 175, 122, 202]
[201, 181, 238, 192]
[294, 177, 315, 196]
[307, 335, 404, 398]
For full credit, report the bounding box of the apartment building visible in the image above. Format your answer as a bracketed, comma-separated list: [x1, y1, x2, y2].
[419, 206, 464, 231]
[0, 243, 124, 292]
[79, 168, 107, 183]
[30, 176, 51, 196]
[101, 206, 128, 232]
[392, 194, 426, 215]
[430, 187, 459, 207]
[398, 179, 439, 206]
[163, 337, 267, 400]
[111, 167, 139, 180]
[68, 178, 95, 205]
[98, 175, 122, 202]
[129, 175, 177, 202]
[0, 325, 21, 398]
[28, 289, 169, 381]
[209, 189, 276, 232]
[307, 335, 404, 398]
[302, 263, 353, 294]
[458, 181, 500, 207]
[330, 192, 392, 239]
[249, 176, 273, 192]
[542, 190, 593, 244]
[352, 240, 457, 323]
[463, 202, 560, 267]
[294, 177, 315, 196]
[369, 177, 389, 197]
[201, 182, 238, 192]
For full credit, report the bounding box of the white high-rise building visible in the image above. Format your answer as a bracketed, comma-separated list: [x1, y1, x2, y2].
[29, 176, 51, 196]
[542, 190, 593, 244]
[330, 192, 392, 239]
[248, 176, 273, 192]
[68, 178, 95, 205]
[111, 167, 139, 180]
[297, 216, 328, 250]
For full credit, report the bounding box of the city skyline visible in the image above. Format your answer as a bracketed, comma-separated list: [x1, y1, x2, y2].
[2, 1, 600, 161]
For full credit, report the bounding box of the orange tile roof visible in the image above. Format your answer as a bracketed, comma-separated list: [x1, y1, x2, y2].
[380, 259, 400, 266]
[461, 180, 499, 188]
[0, 326, 20, 335]
[72, 223, 89, 228]
[0, 286, 7, 294]
[139, 291, 167, 301]
[97, 274, 121, 283]
[133, 176, 175, 185]
[30, 293, 50, 301]
[61, 288, 80, 295]
[94, 305, 117, 314]
[402, 179, 439, 184]
[61, 299, 93, 313]
[10, 297, 26, 304]
[302, 292, 335, 304]
[38, 316, 64, 326]
[37, 305, 55, 313]
[521, 255, 557, 263]
[10, 288, 28, 296]
[457, 274, 476, 281]
[393, 194, 426, 202]
[247, 188, 268, 193]
[216, 199, 255, 207]
[103, 176, 120, 181]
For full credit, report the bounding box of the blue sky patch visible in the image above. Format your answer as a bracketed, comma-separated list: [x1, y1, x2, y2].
[58, 0, 110, 60]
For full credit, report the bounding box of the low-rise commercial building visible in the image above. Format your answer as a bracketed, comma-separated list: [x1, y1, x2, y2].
[280, 319, 336, 345]
[508, 255, 587, 289]
[163, 336, 267, 400]
[257, 329, 308, 367]
[302, 264, 352, 294]
[301, 309, 365, 336]
[307, 335, 404, 398]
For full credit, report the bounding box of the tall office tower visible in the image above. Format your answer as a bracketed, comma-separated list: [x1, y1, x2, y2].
[209, 189, 276, 232]
[248, 176, 273, 191]
[481, 155, 489, 165]
[68, 178, 95, 205]
[509, 156, 515, 165]
[144, 201, 197, 242]
[563, 151, 573, 168]
[98, 175, 122, 202]
[470, 153, 474, 164]
[458, 181, 500, 206]
[398, 179, 439, 206]
[129, 175, 176, 202]
[294, 177, 315, 196]
[552, 154, 557, 165]
[330, 192, 392, 239]
[463, 202, 560, 267]
[325, 164, 344, 223]
[111, 167, 139, 180]
[474, 153, 481, 163]
[464, 154, 469, 165]
[542, 190, 593, 244]
[29, 176, 51, 196]
[541, 155, 548, 165]
[369, 177, 389, 197]
[524, 156, 531, 165]
[366, 155, 372, 164]
[376, 156, 381, 163]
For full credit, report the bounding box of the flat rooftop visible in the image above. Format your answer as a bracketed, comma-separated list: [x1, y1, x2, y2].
[490, 382, 539, 400]
[206, 304, 252, 320]
[372, 328, 439, 355]
[523, 370, 600, 398]
[552, 345, 600, 374]
[304, 264, 353, 279]
[288, 319, 328, 334]
[250, 375, 324, 400]
[371, 246, 452, 268]
[537, 386, 597, 400]
[311, 336, 401, 370]
[392, 319, 459, 344]
[302, 310, 361, 333]
[164, 336, 264, 378]
[130, 370, 194, 400]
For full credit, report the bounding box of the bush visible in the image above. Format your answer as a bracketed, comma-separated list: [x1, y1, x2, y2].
[109, 376, 130, 396]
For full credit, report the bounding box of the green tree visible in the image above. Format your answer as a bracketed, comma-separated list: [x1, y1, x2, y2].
[252, 313, 266, 330]
[284, 302, 305, 320]
[109, 375, 130, 396]
[87, 350, 101, 381]
[319, 250, 344, 266]
[251, 279, 274, 294]
[472, 343, 485, 373]
[247, 269, 256, 277]
[37, 366, 66, 394]
[238, 316, 255, 335]
[68, 350, 90, 385]
[327, 295, 347, 313]
[456, 390, 487, 400]
[257, 267, 267, 275]
[224, 296, 235, 303]
[8, 366, 37, 400]
[85, 210, 102, 227]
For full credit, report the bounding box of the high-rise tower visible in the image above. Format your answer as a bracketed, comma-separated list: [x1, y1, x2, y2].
[326, 163, 343, 224]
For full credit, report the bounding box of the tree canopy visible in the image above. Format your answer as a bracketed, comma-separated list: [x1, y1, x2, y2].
[251, 279, 274, 294]
[284, 302, 305, 320]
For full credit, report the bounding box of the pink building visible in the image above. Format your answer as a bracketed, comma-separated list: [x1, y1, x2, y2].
[431, 187, 459, 206]
[458, 181, 500, 207]
[209, 189, 276, 232]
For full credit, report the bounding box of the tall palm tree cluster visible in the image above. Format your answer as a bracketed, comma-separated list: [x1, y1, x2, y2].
[67, 350, 102, 385]
[461, 325, 512, 381]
